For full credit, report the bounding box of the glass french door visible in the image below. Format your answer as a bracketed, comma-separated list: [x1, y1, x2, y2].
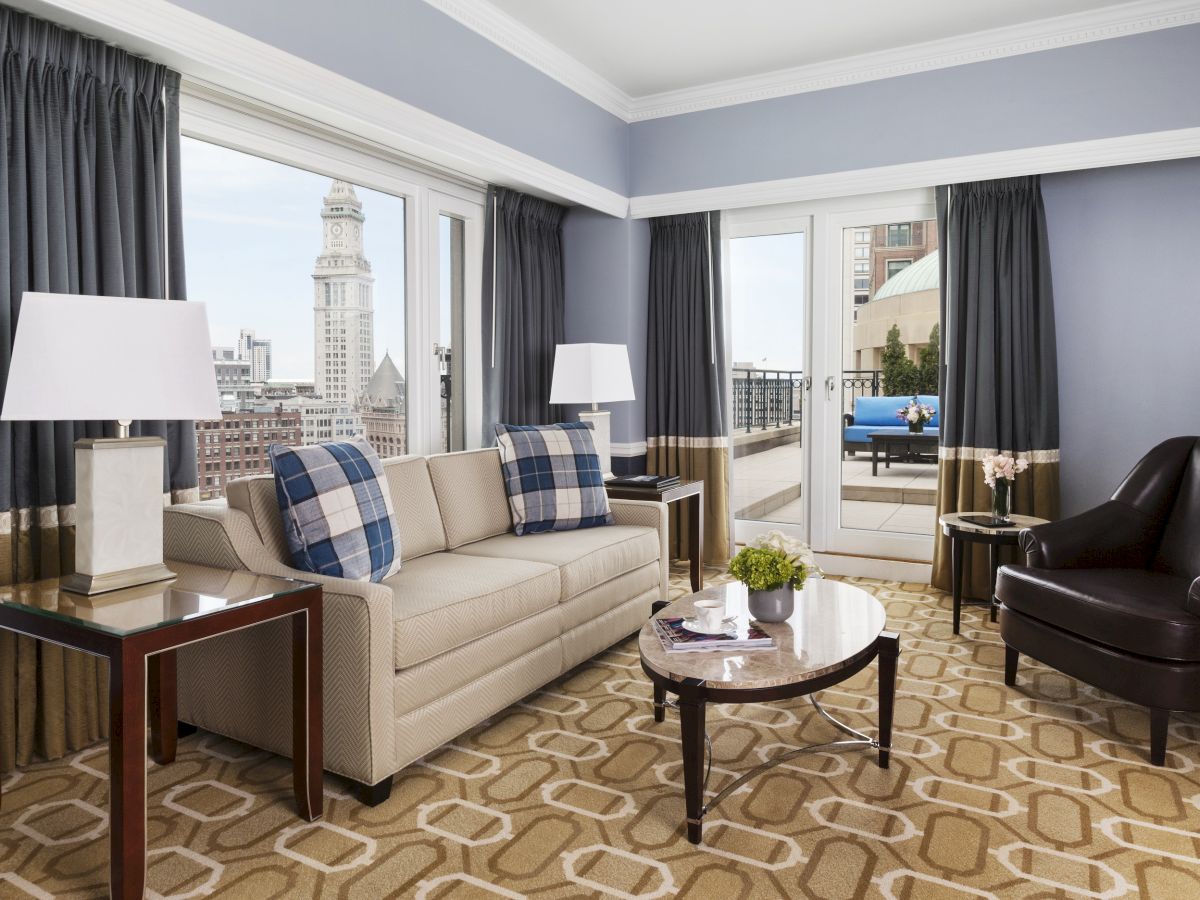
[725, 190, 938, 567]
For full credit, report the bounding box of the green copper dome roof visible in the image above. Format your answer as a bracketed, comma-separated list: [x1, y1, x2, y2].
[872, 250, 939, 301]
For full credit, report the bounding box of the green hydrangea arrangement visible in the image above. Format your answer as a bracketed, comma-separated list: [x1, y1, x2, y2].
[728, 530, 815, 591]
[728, 547, 795, 592]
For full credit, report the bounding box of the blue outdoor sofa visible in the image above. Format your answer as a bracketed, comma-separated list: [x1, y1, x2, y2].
[843, 394, 940, 455]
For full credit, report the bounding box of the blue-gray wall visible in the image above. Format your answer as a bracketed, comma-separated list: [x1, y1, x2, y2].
[630, 25, 1200, 196]
[561, 208, 649, 468]
[171, 0, 630, 195]
[1042, 156, 1200, 516]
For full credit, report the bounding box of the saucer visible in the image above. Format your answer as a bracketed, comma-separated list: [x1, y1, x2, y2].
[683, 615, 737, 636]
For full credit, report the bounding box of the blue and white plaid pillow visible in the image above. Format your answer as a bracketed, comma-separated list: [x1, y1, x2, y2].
[495, 422, 613, 536]
[269, 439, 402, 583]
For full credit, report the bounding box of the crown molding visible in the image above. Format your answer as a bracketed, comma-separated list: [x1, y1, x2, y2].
[422, 0, 1200, 123]
[629, 127, 1200, 218]
[421, 0, 633, 121]
[11, 0, 628, 216]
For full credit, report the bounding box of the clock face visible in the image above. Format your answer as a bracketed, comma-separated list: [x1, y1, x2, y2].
[331, 223, 344, 236]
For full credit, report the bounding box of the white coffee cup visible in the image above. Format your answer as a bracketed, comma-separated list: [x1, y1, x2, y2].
[694, 599, 726, 631]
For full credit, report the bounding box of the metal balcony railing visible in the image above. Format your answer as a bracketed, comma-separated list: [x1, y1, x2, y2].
[731, 368, 885, 432]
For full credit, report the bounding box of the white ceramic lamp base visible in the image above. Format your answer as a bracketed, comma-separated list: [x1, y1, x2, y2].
[61, 436, 175, 595]
[578, 409, 613, 480]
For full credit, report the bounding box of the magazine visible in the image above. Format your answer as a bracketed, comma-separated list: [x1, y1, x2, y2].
[606, 474, 681, 489]
[652, 616, 775, 653]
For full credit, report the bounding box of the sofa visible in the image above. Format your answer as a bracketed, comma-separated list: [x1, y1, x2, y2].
[996, 436, 1200, 765]
[162, 447, 668, 804]
[843, 394, 940, 455]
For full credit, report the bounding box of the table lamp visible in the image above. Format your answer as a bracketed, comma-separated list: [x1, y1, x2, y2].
[1, 293, 221, 594]
[549, 343, 635, 478]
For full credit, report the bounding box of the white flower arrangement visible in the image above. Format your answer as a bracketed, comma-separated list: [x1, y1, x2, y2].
[896, 397, 936, 425]
[747, 530, 820, 588]
[982, 453, 1029, 487]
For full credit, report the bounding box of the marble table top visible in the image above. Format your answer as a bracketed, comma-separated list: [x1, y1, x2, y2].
[639, 579, 887, 690]
[938, 512, 1048, 536]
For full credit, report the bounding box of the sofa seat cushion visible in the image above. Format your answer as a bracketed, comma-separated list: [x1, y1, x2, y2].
[385, 553, 560, 669]
[451, 526, 659, 602]
[844, 425, 940, 445]
[998, 566, 1200, 661]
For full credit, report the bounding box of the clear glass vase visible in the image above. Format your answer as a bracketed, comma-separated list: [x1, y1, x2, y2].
[991, 479, 1012, 525]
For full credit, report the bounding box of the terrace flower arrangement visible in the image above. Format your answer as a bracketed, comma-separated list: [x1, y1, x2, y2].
[981, 453, 1029, 524]
[896, 396, 936, 433]
[728, 530, 817, 623]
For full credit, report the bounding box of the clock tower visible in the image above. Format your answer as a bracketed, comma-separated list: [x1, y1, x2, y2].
[312, 180, 375, 405]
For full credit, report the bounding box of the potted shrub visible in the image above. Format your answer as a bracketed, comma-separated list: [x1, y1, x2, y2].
[728, 531, 816, 623]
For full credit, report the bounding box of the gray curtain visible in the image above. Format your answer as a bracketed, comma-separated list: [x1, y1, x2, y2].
[645, 212, 732, 564]
[481, 186, 567, 431]
[933, 176, 1061, 598]
[0, 6, 194, 772]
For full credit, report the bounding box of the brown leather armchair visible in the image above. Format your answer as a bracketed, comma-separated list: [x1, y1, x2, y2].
[996, 436, 1200, 765]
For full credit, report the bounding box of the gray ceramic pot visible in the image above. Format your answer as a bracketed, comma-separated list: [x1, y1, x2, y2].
[747, 585, 794, 623]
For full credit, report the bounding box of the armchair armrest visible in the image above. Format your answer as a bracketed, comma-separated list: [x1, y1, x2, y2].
[609, 498, 670, 601]
[1018, 500, 1157, 570]
[164, 502, 396, 785]
[1188, 578, 1200, 617]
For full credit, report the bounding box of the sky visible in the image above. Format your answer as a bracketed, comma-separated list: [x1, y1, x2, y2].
[728, 232, 806, 372]
[180, 137, 409, 382]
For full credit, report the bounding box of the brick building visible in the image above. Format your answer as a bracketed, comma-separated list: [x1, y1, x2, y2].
[195, 406, 301, 500]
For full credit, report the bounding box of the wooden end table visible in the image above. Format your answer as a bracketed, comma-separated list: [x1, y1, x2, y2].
[0, 562, 323, 900]
[939, 512, 1048, 634]
[640, 579, 898, 844]
[606, 479, 705, 600]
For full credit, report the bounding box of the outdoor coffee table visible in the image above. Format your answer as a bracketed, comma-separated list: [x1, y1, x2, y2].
[868, 430, 938, 475]
[639, 579, 899, 844]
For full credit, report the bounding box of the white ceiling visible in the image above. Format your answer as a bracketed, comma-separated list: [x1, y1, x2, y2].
[486, 0, 1140, 97]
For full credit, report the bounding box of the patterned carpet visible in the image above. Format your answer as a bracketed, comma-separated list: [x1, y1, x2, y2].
[4, 566, 1200, 899]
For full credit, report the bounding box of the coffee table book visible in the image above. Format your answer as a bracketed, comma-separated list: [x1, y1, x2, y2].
[652, 615, 775, 652]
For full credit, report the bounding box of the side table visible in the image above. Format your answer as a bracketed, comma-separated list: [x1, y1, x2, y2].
[939, 512, 1048, 634]
[606, 479, 705, 601]
[0, 562, 323, 900]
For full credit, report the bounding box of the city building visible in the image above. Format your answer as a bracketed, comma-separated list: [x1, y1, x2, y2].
[195, 405, 301, 500]
[852, 249, 940, 370]
[313, 180, 375, 405]
[211, 349, 256, 409]
[279, 396, 364, 445]
[360, 351, 406, 458]
[238, 328, 273, 382]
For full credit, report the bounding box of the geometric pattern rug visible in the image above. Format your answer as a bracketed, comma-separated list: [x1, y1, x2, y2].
[3, 567, 1200, 898]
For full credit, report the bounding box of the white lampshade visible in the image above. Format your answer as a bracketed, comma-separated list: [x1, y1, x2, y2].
[1, 292, 221, 422]
[549, 343, 635, 405]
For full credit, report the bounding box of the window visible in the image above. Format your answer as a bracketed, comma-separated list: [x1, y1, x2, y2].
[853, 247, 868, 259]
[853, 277, 870, 290]
[886, 259, 913, 279]
[886, 223, 912, 247]
[854, 230, 870, 243]
[853, 262, 869, 274]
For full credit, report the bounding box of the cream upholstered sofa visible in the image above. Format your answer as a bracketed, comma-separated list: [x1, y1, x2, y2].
[162, 448, 668, 804]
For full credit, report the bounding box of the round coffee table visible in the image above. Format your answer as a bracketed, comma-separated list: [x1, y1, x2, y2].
[939, 512, 1049, 635]
[639, 578, 899, 844]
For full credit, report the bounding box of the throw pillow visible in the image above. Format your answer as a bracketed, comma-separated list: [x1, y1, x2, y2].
[494, 422, 614, 535]
[269, 439, 402, 582]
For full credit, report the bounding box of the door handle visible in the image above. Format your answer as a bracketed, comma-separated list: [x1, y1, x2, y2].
[803, 375, 812, 393]
[825, 375, 837, 399]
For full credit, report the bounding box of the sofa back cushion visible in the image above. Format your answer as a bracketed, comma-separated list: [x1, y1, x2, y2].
[853, 394, 939, 427]
[382, 456, 447, 559]
[427, 448, 514, 548]
[227, 476, 291, 563]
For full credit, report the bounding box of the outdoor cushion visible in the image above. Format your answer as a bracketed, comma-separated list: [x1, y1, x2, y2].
[452, 525, 659, 601]
[385, 553, 560, 669]
[850, 394, 940, 428]
[269, 439, 402, 582]
[844, 425, 940, 445]
[494, 422, 613, 535]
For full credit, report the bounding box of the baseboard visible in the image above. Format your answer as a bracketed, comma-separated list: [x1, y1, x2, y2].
[815, 552, 933, 584]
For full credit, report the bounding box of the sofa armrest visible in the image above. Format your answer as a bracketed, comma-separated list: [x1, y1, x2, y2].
[164, 503, 397, 784]
[843, 413, 855, 427]
[610, 498, 670, 601]
[1018, 500, 1157, 570]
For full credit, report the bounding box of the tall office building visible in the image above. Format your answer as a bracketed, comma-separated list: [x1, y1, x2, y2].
[237, 328, 273, 382]
[312, 180, 374, 404]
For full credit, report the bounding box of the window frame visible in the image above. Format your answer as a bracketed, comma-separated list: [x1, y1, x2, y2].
[179, 88, 487, 456]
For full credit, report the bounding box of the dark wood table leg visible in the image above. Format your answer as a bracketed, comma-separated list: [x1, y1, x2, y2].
[110, 642, 146, 900]
[877, 632, 899, 769]
[293, 599, 323, 821]
[871, 444, 879, 476]
[148, 650, 177, 765]
[678, 687, 707, 845]
[988, 544, 1001, 624]
[951, 535, 964, 635]
[653, 681, 666, 723]
[688, 491, 704, 593]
